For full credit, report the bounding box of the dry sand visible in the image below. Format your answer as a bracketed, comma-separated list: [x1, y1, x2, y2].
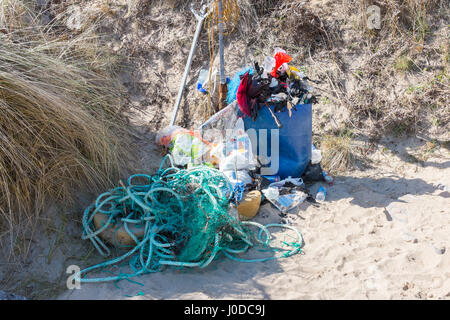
[56, 137, 449, 300]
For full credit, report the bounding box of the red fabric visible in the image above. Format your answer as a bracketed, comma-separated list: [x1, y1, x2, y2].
[271, 52, 292, 78]
[236, 71, 251, 117]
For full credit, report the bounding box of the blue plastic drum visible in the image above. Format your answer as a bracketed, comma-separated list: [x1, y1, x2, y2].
[242, 103, 312, 179]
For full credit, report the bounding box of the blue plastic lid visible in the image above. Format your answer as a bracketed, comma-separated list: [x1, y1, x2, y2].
[197, 83, 207, 94]
[318, 186, 327, 195]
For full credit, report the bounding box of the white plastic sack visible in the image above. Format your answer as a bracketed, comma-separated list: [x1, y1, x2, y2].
[223, 170, 253, 187]
[311, 144, 322, 165]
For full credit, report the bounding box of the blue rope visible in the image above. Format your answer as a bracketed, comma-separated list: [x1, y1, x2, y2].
[232, 182, 245, 204]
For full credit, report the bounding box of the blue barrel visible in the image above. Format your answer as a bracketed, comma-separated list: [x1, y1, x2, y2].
[242, 103, 312, 179]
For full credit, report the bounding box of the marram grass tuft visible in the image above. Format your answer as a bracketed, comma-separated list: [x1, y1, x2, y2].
[0, 2, 130, 256]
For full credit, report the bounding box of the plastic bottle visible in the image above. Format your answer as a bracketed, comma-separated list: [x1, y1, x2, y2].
[261, 56, 276, 79]
[315, 186, 326, 202]
[262, 175, 281, 183]
[197, 69, 209, 94]
[323, 170, 333, 185]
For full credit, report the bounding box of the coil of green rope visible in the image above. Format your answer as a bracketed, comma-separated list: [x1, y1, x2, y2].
[75, 155, 304, 283]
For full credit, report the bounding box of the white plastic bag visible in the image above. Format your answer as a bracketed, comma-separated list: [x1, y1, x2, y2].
[268, 176, 304, 188]
[156, 126, 212, 166]
[311, 144, 322, 165]
[223, 170, 253, 187]
[219, 118, 256, 171]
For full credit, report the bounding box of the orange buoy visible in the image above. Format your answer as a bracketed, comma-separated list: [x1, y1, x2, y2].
[93, 213, 146, 247]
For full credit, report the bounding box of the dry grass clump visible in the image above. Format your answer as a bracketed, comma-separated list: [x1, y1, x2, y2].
[394, 55, 415, 72]
[396, 75, 449, 133]
[320, 130, 356, 174]
[237, 0, 332, 54]
[0, 1, 129, 255]
[274, 2, 332, 51]
[249, 0, 278, 17]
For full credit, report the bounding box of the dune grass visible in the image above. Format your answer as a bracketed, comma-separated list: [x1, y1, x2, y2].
[0, 0, 129, 257]
[320, 130, 356, 174]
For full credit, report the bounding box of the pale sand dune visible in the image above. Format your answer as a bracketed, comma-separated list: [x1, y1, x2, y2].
[58, 142, 449, 300]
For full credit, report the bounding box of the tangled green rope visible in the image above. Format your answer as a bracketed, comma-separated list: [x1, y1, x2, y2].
[76, 155, 303, 283]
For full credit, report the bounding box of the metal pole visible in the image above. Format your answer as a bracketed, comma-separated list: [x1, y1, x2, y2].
[170, 5, 208, 126]
[218, 0, 228, 110]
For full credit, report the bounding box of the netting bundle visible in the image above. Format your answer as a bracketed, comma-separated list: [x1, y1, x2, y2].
[77, 155, 303, 283]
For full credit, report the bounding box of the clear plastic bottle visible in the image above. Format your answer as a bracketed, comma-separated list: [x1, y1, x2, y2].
[261, 56, 276, 79]
[197, 69, 209, 94]
[315, 186, 326, 202]
[323, 170, 333, 184]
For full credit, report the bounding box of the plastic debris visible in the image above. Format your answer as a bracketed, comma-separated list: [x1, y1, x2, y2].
[237, 190, 262, 221]
[402, 231, 418, 243]
[261, 56, 276, 79]
[226, 67, 253, 105]
[311, 144, 322, 164]
[199, 100, 240, 134]
[156, 126, 214, 166]
[271, 51, 292, 78]
[323, 170, 333, 185]
[262, 175, 281, 183]
[196, 68, 209, 94]
[233, 47, 317, 126]
[432, 245, 446, 255]
[223, 170, 253, 187]
[213, 117, 257, 172]
[315, 186, 327, 202]
[262, 177, 308, 213]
